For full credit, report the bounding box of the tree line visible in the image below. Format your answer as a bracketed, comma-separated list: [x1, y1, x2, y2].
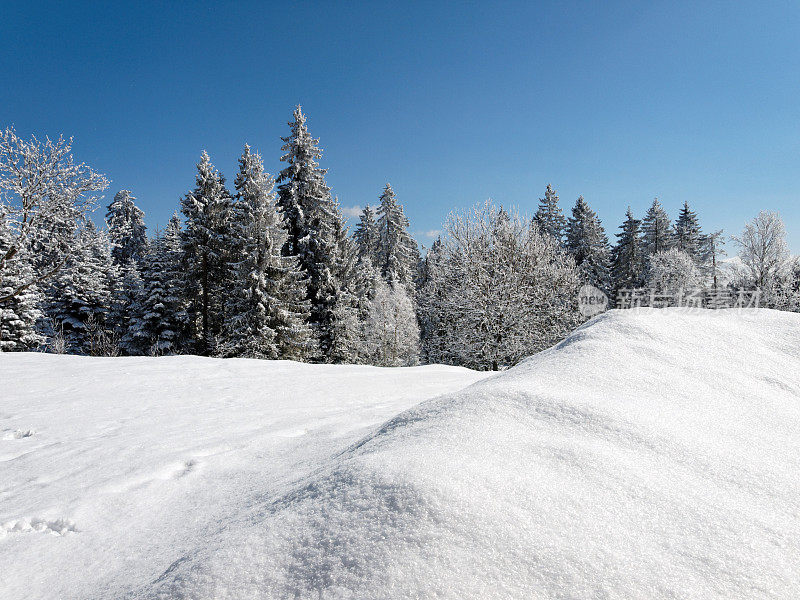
[1, 110, 798, 368]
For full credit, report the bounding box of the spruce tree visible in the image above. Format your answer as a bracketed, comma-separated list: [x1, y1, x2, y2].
[276, 106, 345, 360]
[112, 259, 146, 355]
[180, 151, 234, 355]
[610, 208, 645, 292]
[375, 183, 419, 287]
[641, 198, 672, 258]
[673, 201, 704, 260]
[353, 205, 380, 264]
[0, 210, 43, 351]
[533, 184, 567, 243]
[219, 145, 312, 360]
[565, 196, 611, 292]
[106, 190, 147, 266]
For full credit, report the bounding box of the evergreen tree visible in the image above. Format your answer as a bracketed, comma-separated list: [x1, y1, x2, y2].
[0, 209, 43, 351]
[673, 201, 704, 260]
[219, 145, 312, 360]
[111, 259, 146, 355]
[105, 190, 147, 266]
[130, 217, 189, 355]
[375, 183, 419, 287]
[180, 151, 234, 355]
[276, 106, 345, 360]
[353, 205, 380, 264]
[533, 184, 566, 243]
[641, 198, 672, 258]
[45, 224, 114, 354]
[564, 196, 611, 292]
[610, 208, 645, 291]
[700, 230, 726, 290]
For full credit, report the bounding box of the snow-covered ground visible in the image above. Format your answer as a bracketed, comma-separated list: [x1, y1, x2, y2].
[2, 308, 800, 599]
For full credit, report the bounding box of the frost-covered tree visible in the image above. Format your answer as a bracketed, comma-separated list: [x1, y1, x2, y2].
[105, 190, 147, 266]
[111, 259, 147, 355]
[218, 145, 312, 360]
[533, 184, 566, 244]
[673, 201, 704, 260]
[565, 196, 611, 292]
[0, 209, 43, 351]
[276, 107, 348, 360]
[0, 127, 108, 304]
[418, 201, 581, 370]
[610, 208, 645, 291]
[376, 183, 419, 286]
[700, 229, 726, 290]
[180, 151, 235, 355]
[363, 278, 419, 366]
[353, 205, 380, 264]
[641, 198, 672, 258]
[645, 248, 703, 297]
[45, 224, 114, 354]
[733, 211, 790, 290]
[129, 217, 189, 355]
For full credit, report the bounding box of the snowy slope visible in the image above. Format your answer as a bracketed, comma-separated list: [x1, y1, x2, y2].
[2, 309, 799, 599]
[139, 308, 800, 600]
[0, 357, 490, 599]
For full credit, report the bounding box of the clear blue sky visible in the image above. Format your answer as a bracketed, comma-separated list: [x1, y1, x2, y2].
[2, 1, 799, 251]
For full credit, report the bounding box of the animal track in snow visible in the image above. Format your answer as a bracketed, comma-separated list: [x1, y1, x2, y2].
[1, 517, 77, 538]
[2, 429, 35, 440]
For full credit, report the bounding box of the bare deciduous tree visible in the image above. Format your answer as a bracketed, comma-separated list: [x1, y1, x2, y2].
[732, 211, 789, 289]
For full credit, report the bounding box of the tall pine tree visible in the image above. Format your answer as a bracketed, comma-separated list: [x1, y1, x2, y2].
[641, 198, 672, 258]
[353, 205, 380, 265]
[533, 184, 566, 244]
[106, 190, 147, 266]
[673, 201, 704, 261]
[610, 208, 645, 292]
[376, 183, 419, 287]
[180, 151, 234, 355]
[565, 196, 611, 292]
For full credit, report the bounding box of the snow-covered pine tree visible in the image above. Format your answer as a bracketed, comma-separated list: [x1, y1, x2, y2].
[219, 145, 312, 360]
[564, 196, 611, 292]
[363, 277, 420, 366]
[533, 184, 567, 244]
[700, 229, 726, 291]
[353, 205, 380, 264]
[641, 198, 672, 259]
[105, 190, 147, 266]
[276, 106, 348, 360]
[111, 259, 147, 355]
[130, 217, 190, 355]
[44, 223, 114, 354]
[180, 151, 235, 355]
[0, 208, 43, 351]
[375, 183, 419, 287]
[673, 201, 704, 261]
[610, 207, 645, 292]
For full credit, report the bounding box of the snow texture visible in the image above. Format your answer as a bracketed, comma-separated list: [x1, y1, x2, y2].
[2, 308, 800, 599]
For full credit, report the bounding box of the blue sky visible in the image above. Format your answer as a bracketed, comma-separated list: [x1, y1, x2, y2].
[2, 1, 799, 251]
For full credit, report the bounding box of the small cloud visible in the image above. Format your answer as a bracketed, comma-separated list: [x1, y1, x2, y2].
[340, 205, 362, 218]
[417, 229, 441, 239]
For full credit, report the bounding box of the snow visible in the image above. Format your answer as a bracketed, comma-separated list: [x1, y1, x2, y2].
[3, 308, 800, 599]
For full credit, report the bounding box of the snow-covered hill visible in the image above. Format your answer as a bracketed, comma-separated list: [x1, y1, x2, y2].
[2, 309, 800, 599]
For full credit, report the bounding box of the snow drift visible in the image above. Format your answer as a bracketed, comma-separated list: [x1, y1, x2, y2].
[138, 308, 800, 599]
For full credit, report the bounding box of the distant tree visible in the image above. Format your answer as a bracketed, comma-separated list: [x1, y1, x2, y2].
[700, 229, 726, 290]
[0, 209, 43, 351]
[111, 259, 147, 355]
[733, 211, 789, 289]
[565, 196, 611, 292]
[363, 278, 420, 366]
[610, 208, 645, 291]
[673, 201, 704, 260]
[418, 201, 580, 371]
[376, 183, 419, 286]
[0, 127, 108, 304]
[645, 248, 703, 298]
[353, 205, 380, 264]
[180, 151, 234, 355]
[105, 190, 147, 266]
[533, 184, 566, 243]
[641, 198, 672, 258]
